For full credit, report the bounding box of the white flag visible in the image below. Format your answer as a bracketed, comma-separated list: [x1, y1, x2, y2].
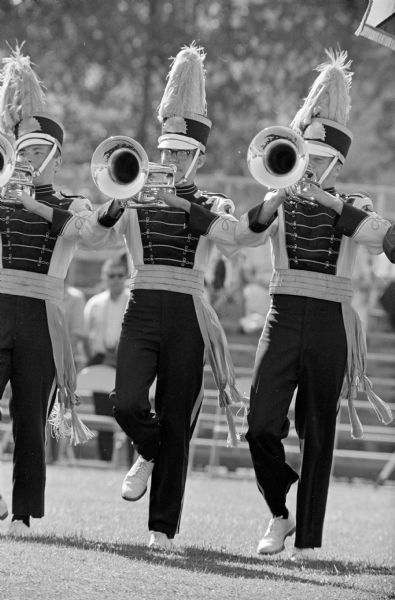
[355, 0, 395, 51]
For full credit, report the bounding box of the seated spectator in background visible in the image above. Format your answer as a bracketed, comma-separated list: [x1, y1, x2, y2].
[207, 253, 227, 308]
[239, 265, 271, 334]
[84, 255, 129, 462]
[205, 247, 245, 318]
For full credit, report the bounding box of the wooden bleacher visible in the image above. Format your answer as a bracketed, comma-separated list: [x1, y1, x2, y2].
[188, 388, 395, 481]
[1, 308, 395, 481]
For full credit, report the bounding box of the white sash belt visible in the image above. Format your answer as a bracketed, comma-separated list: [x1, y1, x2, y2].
[270, 268, 353, 303]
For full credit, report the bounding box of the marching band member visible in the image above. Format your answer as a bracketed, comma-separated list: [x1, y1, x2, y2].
[163, 50, 393, 559]
[0, 47, 94, 535]
[75, 43, 243, 549]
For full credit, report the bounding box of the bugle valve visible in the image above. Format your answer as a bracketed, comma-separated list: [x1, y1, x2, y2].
[0, 132, 35, 207]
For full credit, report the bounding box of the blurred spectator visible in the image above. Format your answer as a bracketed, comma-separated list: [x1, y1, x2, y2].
[239, 266, 271, 334]
[205, 248, 246, 321]
[84, 255, 130, 462]
[205, 248, 228, 307]
[208, 254, 227, 306]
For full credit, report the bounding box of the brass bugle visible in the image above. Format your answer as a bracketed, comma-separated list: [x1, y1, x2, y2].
[91, 135, 176, 208]
[0, 132, 35, 206]
[247, 125, 309, 189]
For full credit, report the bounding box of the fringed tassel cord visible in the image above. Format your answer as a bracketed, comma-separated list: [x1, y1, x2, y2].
[341, 303, 393, 438]
[46, 300, 95, 445]
[362, 376, 393, 425]
[193, 295, 248, 447]
[70, 405, 96, 445]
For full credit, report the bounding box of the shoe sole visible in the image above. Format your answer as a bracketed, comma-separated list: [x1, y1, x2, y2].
[290, 553, 316, 562]
[257, 526, 296, 555]
[148, 539, 175, 551]
[121, 487, 147, 502]
[7, 525, 31, 536]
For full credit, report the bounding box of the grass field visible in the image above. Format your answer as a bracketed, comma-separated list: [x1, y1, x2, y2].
[0, 462, 394, 600]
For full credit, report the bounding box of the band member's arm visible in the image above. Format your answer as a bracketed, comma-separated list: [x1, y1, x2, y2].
[161, 189, 279, 251]
[54, 199, 126, 247]
[298, 190, 344, 213]
[19, 190, 95, 239]
[334, 195, 391, 254]
[21, 191, 125, 246]
[20, 191, 55, 221]
[188, 191, 280, 250]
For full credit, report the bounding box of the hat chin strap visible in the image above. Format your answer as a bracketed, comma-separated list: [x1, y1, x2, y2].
[317, 154, 340, 186]
[33, 143, 58, 178]
[177, 149, 201, 186]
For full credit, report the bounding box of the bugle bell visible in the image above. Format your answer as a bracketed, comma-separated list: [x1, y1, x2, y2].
[0, 132, 35, 207]
[91, 135, 176, 208]
[247, 126, 309, 190]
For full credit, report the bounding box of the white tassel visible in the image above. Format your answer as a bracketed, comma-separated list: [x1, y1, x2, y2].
[48, 400, 96, 446]
[225, 405, 238, 448]
[48, 402, 72, 441]
[70, 406, 96, 446]
[347, 396, 364, 440]
[363, 376, 393, 425]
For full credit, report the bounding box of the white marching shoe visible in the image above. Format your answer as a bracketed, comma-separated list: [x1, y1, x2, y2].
[290, 547, 317, 561]
[148, 531, 174, 550]
[257, 513, 296, 555]
[7, 520, 31, 536]
[121, 455, 154, 501]
[0, 495, 8, 520]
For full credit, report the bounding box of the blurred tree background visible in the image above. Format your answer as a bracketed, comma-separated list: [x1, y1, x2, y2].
[1, 0, 394, 204]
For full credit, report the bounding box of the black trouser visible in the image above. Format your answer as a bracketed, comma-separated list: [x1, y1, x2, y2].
[92, 392, 114, 461]
[113, 289, 204, 538]
[88, 352, 117, 462]
[0, 294, 56, 518]
[245, 294, 347, 549]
